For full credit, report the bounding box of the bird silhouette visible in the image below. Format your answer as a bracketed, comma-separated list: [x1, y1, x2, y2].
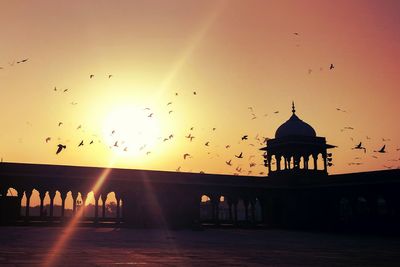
[167, 102, 172, 106]
[168, 134, 174, 139]
[123, 147, 128, 152]
[45, 137, 51, 143]
[90, 74, 94, 79]
[225, 145, 230, 149]
[293, 32, 299, 35]
[58, 122, 63, 127]
[212, 127, 216, 131]
[374, 145, 386, 153]
[274, 111, 279, 114]
[193, 91, 197, 95]
[78, 140, 84, 147]
[89, 140, 94, 145]
[183, 153, 191, 159]
[108, 74, 112, 78]
[241, 135, 248, 140]
[148, 113, 154, 118]
[114, 141, 119, 147]
[176, 166, 181, 172]
[63, 89, 68, 92]
[168, 110, 173, 114]
[56, 144, 66, 154]
[76, 125, 82, 130]
[235, 152, 243, 158]
[249, 162, 256, 167]
[17, 58, 29, 64]
[54, 86, 57, 91]
[352, 142, 366, 153]
[226, 159, 232, 166]
[329, 64, 334, 70]
[205, 141, 210, 146]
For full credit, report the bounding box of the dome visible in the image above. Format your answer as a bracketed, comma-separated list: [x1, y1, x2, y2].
[275, 103, 316, 138]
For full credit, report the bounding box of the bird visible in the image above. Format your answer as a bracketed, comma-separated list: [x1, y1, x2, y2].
[176, 166, 181, 172]
[175, 92, 178, 96]
[329, 64, 334, 70]
[63, 89, 68, 92]
[308, 69, 312, 74]
[374, 145, 386, 153]
[372, 155, 378, 159]
[226, 160, 232, 166]
[89, 140, 94, 145]
[212, 127, 216, 131]
[293, 32, 299, 36]
[114, 141, 119, 147]
[78, 140, 84, 147]
[45, 137, 51, 143]
[76, 125, 82, 130]
[168, 110, 173, 114]
[56, 144, 66, 154]
[193, 91, 197, 95]
[123, 147, 128, 152]
[17, 58, 29, 64]
[344, 127, 354, 130]
[108, 74, 112, 78]
[58, 122, 63, 127]
[352, 142, 366, 153]
[225, 145, 230, 149]
[168, 134, 174, 139]
[111, 130, 115, 135]
[382, 138, 391, 142]
[90, 74, 94, 79]
[183, 153, 191, 159]
[241, 135, 248, 140]
[235, 166, 242, 172]
[167, 102, 172, 106]
[205, 142, 210, 146]
[148, 113, 154, 118]
[163, 138, 169, 142]
[70, 102, 78, 105]
[235, 152, 243, 159]
[190, 127, 194, 131]
[249, 162, 256, 167]
[146, 151, 151, 155]
[54, 86, 57, 91]
[274, 111, 279, 114]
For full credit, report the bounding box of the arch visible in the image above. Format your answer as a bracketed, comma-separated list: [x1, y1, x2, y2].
[377, 197, 388, 216]
[29, 189, 40, 217]
[200, 194, 212, 221]
[218, 195, 230, 222]
[356, 196, 369, 216]
[254, 198, 262, 222]
[237, 199, 247, 221]
[6, 187, 18, 197]
[53, 191, 63, 217]
[317, 153, 324, 171]
[84, 191, 96, 218]
[64, 191, 74, 217]
[76, 192, 83, 214]
[106, 192, 117, 218]
[339, 197, 352, 222]
[43, 191, 51, 217]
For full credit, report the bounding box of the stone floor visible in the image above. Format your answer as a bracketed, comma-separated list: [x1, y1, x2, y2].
[0, 226, 399, 266]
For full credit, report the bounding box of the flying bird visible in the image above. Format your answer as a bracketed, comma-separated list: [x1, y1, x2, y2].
[241, 135, 248, 140]
[63, 89, 68, 92]
[168, 110, 173, 114]
[17, 58, 29, 64]
[212, 127, 216, 131]
[226, 160, 232, 166]
[78, 140, 84, 147]
[329, 64, 334, 70]
[183, 153, 191, 159]
[148, 113, 154, 118]
[90, 74, 94, 79]
[293, 32, 299, 35]
[58, 122, 63, 127]
[123, 147, 128, 152]
[54, 86, 57, 91]
[56, 144, 66, 155]
[193, 91, 197, 95]
[274, 111, 279, 114]
[352, 142, 366, 153]
[114, 141, 119, 147]
[225, 145, 230, 149]
[89, 140, 94, 145]
[374, 145, 386, 153]
[205, 142, 210, 146]
[235, 152, 243, 158]
[108, 74, 112, 78]
[45, 137, 51, 143]
[167, 102, 172, 106]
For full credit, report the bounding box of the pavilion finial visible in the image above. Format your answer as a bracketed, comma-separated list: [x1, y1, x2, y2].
[292, 101, 296, 114]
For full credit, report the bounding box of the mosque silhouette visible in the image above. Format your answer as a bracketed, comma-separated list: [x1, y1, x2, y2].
[0, 103, 399, 232]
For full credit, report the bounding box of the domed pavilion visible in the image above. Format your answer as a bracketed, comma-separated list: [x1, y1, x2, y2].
[261, 102, 335, 176]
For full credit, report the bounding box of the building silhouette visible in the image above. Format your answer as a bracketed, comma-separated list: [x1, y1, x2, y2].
[0, 103, 399, 232]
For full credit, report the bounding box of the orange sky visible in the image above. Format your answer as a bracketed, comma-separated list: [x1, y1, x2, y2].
[1, 0, 399, 178]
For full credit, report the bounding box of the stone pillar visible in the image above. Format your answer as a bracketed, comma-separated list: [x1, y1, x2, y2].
[250, 201, 256, 224]
[71, 192, 77, 214]
[25, 189, 32, 220]
[39, 191, 45, 218]
[227, 199, 233, 223]
[276, 156, 281, 171]
[49, 191, 56, 218]
[60, 191, 66, 218]
[267, 155, 272, 173]
[304, 156, 309, 170]
[94, 194, 100, 223]
[17, 189, 24, 218]
[101, 194, 106, 219]
[81, 193, 87, 218]
[233, 201, 238, 225]
[244, 199, 249, 222]
[116, 195, 121, 223]
[323, 154, 327, 172]
[211, 197, 219, 225]
[313, 154, 318, 170]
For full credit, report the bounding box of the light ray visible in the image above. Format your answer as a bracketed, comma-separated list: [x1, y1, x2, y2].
[44, 165, 113, 267]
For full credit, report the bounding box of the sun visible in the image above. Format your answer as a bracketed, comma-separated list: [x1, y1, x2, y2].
[102, 105, 161, 157]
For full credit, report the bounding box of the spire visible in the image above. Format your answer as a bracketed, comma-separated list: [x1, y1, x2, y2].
[292, 101, 296, 114]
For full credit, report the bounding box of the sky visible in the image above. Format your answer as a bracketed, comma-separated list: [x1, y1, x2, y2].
[1, 0, 400, 178]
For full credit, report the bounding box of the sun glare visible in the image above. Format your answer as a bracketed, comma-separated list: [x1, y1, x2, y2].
[102, 105, 161, 157]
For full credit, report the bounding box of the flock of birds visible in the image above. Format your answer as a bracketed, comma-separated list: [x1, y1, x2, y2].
[2, 35, 399, 174]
